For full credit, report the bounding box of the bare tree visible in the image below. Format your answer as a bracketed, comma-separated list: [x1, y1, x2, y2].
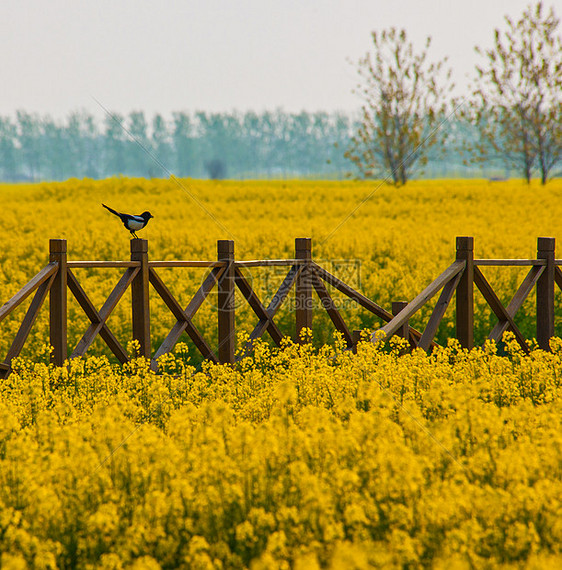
[470, 2, 562, 184]
[345, 28, 454, 185]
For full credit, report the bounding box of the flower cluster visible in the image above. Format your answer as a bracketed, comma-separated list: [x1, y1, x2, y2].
[1, 337, 562, 568]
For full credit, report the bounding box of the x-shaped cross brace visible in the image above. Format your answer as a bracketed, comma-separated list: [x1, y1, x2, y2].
[68, 268, 136, 363]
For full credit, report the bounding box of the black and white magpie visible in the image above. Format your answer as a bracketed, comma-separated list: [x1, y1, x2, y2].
[102, 204, 154, 238]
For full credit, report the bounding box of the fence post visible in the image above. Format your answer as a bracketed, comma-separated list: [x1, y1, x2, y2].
[295, 237, 312, 343]
[131, 239, 150, 359]
[392, 301, 409, 340]
[352, 330, 362, 354]
[49, 239, 67, 366]
[217, 240, 235, 364]
[537, 237, 555, 351]
[456, 236, 474, 350]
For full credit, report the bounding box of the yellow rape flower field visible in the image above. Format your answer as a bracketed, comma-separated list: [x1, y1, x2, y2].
[1, 178, 562, 568]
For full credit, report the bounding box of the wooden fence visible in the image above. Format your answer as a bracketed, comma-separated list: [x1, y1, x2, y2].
[379, 236, 560, 354]
[0, 237, 405, 377]
[0, 236, 559, 378]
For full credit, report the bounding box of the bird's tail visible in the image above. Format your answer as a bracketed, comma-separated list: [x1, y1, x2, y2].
[102, 203, 120, 217]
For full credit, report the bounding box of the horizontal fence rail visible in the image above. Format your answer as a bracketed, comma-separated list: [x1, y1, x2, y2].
[0, 236, 560, 378]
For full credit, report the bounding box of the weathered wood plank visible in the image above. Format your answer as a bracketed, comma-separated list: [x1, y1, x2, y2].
[0, 361, 11, 379]
[418, 271, 462, 351]
[352, 329, 362, 354]
[235, 269, 271, 323]
[537, 237, 555, 350]
[153, 319, 217, 363]
[489, 265, 544, 342]
[186, 266, 225, 320]
[152, 266, 223, 361]
[312, 262, 393, 322]
[295, 238, 312, 342]
[0, 263, 58, 324]
[249, 266, 302, 342]
[268, 264, 303, 315]
[379, 260, 466, 340]
[149, 269, 189, 322]
[555, 266, 562, 291]
[101, 267, 140, 321]
[131, 239, 150, 359]
[70, 267, 138, 360]
[4, 274, 56, 367]
[67, 270, 129, 363]
[312, 262, 430, 345]
[149, 267, 218, 362]
[49, 239, 67, 366]
[246, 265, 303, 343]
[148, 260, 225, 268]
[217, 240, 235, 364]
[67, 270, 101, 323]
[182, 322, 218, 362]
[68, 261, 141, 268]
[456, 237, 474, 349]
[475, 259, 546, 266]
[235, 260, 300, 268]
[310, 270, 353, 346]
[235, 268, 284, 345]
[474, 266, 529, 353]
[391, 301, 409, 340]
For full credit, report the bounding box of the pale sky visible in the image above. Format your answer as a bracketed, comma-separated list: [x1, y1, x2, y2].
[0, 0, 546, 119]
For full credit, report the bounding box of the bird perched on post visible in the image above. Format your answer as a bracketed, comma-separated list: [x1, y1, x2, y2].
[102, 204, 154, 238]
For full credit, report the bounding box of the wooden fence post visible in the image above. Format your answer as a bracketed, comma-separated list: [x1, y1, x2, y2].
[131, 239, 150, 359]
[295, 237, 312, 343]
[352, 329, 362, 354]
[456, 236, 474, 350]
[49, 239, 67, 366]
[537, 236, 555, 350]
[217, 240, 235, 364]
[392, 301, 409, 339]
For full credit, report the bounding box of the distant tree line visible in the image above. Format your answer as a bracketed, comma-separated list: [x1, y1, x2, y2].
[0, 107, 524, 183]
[1, 5, 559, 185]
[0, 109, 356, 182]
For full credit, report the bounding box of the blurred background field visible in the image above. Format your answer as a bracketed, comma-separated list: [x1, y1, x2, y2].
[1, 177, 562, 364]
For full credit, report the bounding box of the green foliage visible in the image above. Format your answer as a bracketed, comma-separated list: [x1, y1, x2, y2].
[346, 28, 454, 185]
[467, 1, 562, 184]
